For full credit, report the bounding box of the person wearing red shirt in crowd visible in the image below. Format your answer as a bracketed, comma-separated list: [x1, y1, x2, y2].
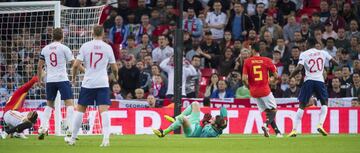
[265, 0, 284, 26]
[325, 6, 346, 32]
[242, 48, 282, 138]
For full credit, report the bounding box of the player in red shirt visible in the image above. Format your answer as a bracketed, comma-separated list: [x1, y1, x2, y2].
[242, 48, 282, 138]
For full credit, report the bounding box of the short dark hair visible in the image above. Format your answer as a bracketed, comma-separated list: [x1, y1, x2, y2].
[53, 28, 63, 41]
[192, 55, 201, 61]
[186, 6, 195, 11]
[127, 34, 136, 41]
[292, 46, 300, 50]
[326, 37, 336, 42]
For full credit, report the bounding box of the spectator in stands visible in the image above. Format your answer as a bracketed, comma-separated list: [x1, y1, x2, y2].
[324, 37, 337, 57]
[150, 64, 168, 86]
[152, 35, 174, 64]
[350, 37, 360, 59]
[219, 31, 234, 54]
[283, 77, 300, 98]
[134, 0, 151, 23]
[136, 48, 148, 61]
[205, 73, 219, 97]
[309, 28, 325, 48]
[207, 0, 231, 13]
[184, 0, 204, 16]
[136, 34, 153, 51]
[200, 31, 220, 68]
[350, 72, 360, 98]
[2, 64, 22, 85]
[242, 29, 259, 49]
[322, 23, 338, 40]
[251, 3, 266, 33]
[234, 48, 251, 74]
[259, 40, 272, 58]
[205, 1, 227, 42]
[270, 75, 283, 98]
[160, 57, 197, 98]
[346, 20, 360, 40]
[273, 38, 291, 64]
[340, 66, 352, 90]
[136, 14, 155, 42]
[325, 6, 346, 32]
[149, 9, 161, 28]
[210, 80, 234, 98]
[273, 50, 284, 76]
[117, 0, 130, 20]
[198, 47, 235, 76]
[336, 28, 350, 50]
[186, 55, 202, 98]
[110, 83, 124, 100]
[283, 16, 300, 44]
[280, 73, 289, 91]
[287, 31, 303, 50]
[353, 59, 360, 73]
[277, 0, 296, 20]
[288, 46, 300, 66]
[150, 74, 167, 99]
[329, 77, 350, 98]
[310, 13, 323, 31]
[226, 2, 253, 41]
[136, 61, 151, 93]
[118, 56, 140, 97]
[260, 15, 283, 40]
[135, 88, 145, 99]
[339, 49, 352, 68]
[243, 0, 257, 16]
[341, 3, 358, 25]
[226, 71, 242, 92]
[265, 0, 284, 25]
[351, 98, 359, 107]
[126, 35, 140, 56]
[183, 7, 203, 40]
[319, 0, 330, 23]
[146, 95, 161, 108]
[109, 15, 129, 46]
[263, 31, 275, 50]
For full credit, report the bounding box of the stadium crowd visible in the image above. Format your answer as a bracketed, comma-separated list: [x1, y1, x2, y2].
[1, 0, 360, 108]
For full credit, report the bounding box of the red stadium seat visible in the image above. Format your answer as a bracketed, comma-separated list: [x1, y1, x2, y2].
[201, 68, 217, 77]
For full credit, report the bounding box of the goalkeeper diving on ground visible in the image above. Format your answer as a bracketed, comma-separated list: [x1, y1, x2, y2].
[153, 102, 228, 137]
[1, 76, 39, 139]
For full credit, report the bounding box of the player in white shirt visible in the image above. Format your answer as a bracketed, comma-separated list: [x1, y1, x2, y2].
[65, 25, 118, 147]
[205, 1, 227, 41]
[37, 28, 77, 140]
[1, 111, 38, 139]
[288, 45, 338, 137]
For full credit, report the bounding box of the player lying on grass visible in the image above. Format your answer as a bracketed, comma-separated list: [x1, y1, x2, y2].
[1, 76, 39, 139]
[153, 102, 228, 137]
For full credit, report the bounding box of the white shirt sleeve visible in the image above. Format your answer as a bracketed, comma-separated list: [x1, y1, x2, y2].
[64, 46, 74, 62]
[159, 57, 172, 72]
[298, 52, 305, 66]
[323, 50, 333, 61]
[205, 12, 210, 24]
[220, 13, 227, 25]
[77, 45, 85, 61]
[108, 46, 116, 64]
[184, 64, 197, 77]
[152, 48, 159, 63]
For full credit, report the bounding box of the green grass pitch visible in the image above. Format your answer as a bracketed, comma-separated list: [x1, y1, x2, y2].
[1, 134, 359, 153]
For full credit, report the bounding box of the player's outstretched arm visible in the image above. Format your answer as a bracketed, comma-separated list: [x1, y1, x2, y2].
[110, 63, 118, 81]
[289, 64, 304, 79]
[37, 59, 45, 84]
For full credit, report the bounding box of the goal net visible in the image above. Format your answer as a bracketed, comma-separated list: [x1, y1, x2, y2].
[0, 1, 104, 135]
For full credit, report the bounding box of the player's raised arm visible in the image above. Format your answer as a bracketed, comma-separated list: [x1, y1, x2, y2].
[37, 55, 45, 84]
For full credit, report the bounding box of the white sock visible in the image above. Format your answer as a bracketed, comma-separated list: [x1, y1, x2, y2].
[65, 106, 75, 131]
[293, 108, 304, 131]
[101, 111, 110, 140]
[71, 111, 84, 140]
[41, 106, 53, 129]
[319, 105, 328, 127]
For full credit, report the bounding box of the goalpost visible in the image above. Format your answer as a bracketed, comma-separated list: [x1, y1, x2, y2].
[0, 1, 104, 136]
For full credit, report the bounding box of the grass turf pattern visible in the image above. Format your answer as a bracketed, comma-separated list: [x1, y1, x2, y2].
[0, 134, 359, 153]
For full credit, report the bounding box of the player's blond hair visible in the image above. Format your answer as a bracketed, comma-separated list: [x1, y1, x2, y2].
[93, 25, 104, 37]
[53, 28, 63, 41]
